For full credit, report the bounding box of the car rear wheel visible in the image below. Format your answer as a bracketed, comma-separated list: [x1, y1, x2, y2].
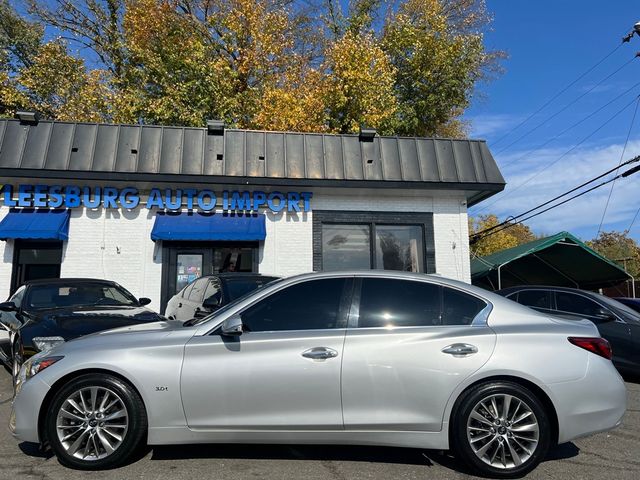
[451, 381, 551, 478]
[45, 373, 147, 469]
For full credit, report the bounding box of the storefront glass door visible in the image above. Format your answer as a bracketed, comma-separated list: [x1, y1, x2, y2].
[11, 240, 63, 294]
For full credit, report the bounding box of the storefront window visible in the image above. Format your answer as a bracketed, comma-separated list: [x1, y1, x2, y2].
[314, 218, 434, 273]
[375, 225, 424, 273]
[322, 224, 371, 271]
[176, 254, 203, 292]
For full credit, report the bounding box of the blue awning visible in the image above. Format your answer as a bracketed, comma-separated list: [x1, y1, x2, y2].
[0, 209, 70, 241]
[151, 212, 266, 241]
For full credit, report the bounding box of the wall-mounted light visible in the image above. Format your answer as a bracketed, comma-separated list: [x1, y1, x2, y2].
[15, 110, 40, 124]
[359, 126, 376, 142]
[207, 119, 225, 135]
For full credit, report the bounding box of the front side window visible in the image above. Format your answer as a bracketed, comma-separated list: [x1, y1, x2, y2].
[240, 278, 347, 332]
[357, 278, 441, 328]
[555, 292, 603, 317]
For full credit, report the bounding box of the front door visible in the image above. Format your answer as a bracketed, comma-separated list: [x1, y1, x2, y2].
[11, 240, 62, 294]
[180, 277, 351, 430]
[341, 277, 496, 431]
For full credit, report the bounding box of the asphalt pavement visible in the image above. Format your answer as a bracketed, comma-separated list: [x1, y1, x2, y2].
[1, 368, 639, 480]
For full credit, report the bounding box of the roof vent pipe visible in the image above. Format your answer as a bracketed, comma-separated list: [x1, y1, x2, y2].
[207, 119, 225, 135]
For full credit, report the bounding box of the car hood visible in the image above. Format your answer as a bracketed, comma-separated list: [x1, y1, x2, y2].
[30, 305, 164, 339]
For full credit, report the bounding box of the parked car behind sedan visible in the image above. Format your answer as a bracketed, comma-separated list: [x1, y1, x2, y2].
[498, 285, 640, 375]
[165, 273, 278, 321]
[11, 272, 625, 478]
[615, 297, 640, 314]
[0, 278, 163, 380]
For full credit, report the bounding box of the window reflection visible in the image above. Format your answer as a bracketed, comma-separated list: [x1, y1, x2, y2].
[322, 224, 371, 271]
[375, 225, 424, 273]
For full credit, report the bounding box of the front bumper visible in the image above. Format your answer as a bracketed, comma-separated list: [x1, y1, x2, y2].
[10, 374, 51, 443]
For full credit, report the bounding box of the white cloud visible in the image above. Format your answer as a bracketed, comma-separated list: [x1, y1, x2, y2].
[470, 139, 640, 241]
[466, 113, 523, 139]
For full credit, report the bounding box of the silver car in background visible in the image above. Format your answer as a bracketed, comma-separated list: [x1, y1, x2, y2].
[10, 271, 626, 478]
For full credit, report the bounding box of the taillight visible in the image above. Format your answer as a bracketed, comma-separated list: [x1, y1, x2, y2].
[568, 337, 612, 360]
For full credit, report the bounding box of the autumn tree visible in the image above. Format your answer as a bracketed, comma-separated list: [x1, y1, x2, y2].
[587, 231, 640, 277]
[2, 0, 502, 136]
[469, 214, 538, 258]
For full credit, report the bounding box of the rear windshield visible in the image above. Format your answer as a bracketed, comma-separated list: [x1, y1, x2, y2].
[25, 283, 139, 310]
[225, 277, 279, 301]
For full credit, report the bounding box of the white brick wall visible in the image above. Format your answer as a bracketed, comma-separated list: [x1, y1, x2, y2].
[0, 189, 472, 308]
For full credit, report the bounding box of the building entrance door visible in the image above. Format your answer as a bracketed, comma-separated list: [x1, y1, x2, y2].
[161, 242, 258, 313]
[11, 240, 63, 294]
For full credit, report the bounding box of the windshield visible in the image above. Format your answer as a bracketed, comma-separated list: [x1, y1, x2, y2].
[184, 277, 284, 327]
[225, 276, 279, 301]
[25, 283, 139, 310]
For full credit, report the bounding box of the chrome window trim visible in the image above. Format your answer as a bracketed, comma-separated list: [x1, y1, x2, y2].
[551, 289, 626, 324]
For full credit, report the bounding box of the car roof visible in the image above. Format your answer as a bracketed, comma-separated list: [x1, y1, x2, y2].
[198, 273, 279, 280]
[497, 285, 598, 295]
[24, 278, 118, 286]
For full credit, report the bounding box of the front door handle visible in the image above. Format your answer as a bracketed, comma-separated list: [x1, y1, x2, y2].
[302, 347, 339, 360]
[442, 343, 478, 356]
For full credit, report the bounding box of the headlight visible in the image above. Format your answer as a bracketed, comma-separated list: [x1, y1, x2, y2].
[24, 355, 64, 380]
[32, 336, 65, 353]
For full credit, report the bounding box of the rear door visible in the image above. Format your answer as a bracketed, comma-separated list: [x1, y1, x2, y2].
[341, 277, 496, 432]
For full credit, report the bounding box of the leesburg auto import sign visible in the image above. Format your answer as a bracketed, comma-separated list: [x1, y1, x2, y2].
[0, 184, 313, 213]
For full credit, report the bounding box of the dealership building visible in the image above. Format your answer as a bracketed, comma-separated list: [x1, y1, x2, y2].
[0, 118, 505, 313]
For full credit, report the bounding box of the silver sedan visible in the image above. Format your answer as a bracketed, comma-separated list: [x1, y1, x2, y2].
[10, 271, 626, 478]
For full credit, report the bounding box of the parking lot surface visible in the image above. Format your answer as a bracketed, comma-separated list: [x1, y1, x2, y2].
[1, 369, 639, 480]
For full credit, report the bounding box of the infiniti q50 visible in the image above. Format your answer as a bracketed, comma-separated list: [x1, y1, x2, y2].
[10, 272, 626, 478]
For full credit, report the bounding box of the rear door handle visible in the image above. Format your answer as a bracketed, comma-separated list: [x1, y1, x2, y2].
[302, 347, 339, 360]
[442, 343, 478, 356]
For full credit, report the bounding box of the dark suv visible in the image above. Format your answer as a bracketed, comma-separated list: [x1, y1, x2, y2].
[498, 285, 640, 375]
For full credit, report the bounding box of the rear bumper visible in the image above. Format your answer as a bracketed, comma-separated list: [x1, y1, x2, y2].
[551, 355, 626, 444]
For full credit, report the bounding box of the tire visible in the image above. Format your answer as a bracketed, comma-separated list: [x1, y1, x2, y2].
[45, 373, 147, 469]
[451, 381, 551, 478]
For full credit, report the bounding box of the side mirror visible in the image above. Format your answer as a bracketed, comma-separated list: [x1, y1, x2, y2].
[0, 301, 17, 312]
[221, 316, 243, 336]
[593, 308, 616, 323]
[138, 297, 152, 306]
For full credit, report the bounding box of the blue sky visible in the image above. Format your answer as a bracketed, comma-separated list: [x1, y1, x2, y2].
[465, 0, 640, 242]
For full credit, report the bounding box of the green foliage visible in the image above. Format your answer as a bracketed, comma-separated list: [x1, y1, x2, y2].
[1, 0, 503, 136]
[587, 231, 640, 277]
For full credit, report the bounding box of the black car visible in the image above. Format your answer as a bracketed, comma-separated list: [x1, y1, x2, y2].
[615, 297, 640, 314]
[165, 273, 279, 321]
[0, 278, 163, 379]
[498, 285, 640, 375]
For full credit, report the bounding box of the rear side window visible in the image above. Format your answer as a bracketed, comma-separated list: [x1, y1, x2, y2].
[441, 287, 486, 325]
[517, 290, 552, 310]
[240, 278, 347, 332]
[555, 292, 602, 317]
[357, 278, 441, 328]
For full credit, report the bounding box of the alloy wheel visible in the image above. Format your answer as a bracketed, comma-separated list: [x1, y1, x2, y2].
[466, 393, 540, 469]
[55, 386, 129, 461]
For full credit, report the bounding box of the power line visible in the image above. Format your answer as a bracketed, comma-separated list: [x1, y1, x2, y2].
[474, 94, 640, 214]
[471, 161, 640, 242]
[471, 154, 640, 240]
[490, 43, 625, 148]
[596, 95, 640, 237]
[494, 54, 638, 155]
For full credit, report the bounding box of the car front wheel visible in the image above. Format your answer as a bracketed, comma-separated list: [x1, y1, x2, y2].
[45, 373, 147, 469]
[451, 381, 551, 478]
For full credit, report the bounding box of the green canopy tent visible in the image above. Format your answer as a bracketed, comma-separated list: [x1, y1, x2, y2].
[471, 231, 635, 295]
